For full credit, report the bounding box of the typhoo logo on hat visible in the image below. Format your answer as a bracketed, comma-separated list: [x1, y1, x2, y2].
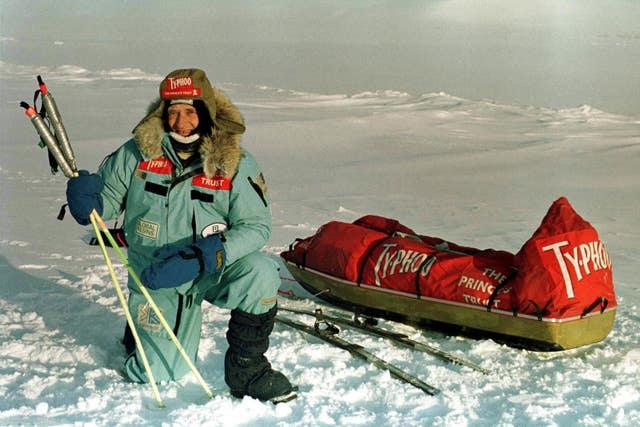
[161, 76, 202, 99]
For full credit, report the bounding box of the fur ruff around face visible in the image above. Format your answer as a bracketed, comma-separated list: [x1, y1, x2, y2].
[132, 85, 245, 178]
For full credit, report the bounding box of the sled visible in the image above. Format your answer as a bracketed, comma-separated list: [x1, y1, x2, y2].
[280, 198, 617, 351]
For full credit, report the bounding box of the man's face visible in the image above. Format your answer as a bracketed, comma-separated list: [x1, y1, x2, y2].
[167, 104, 199, 137]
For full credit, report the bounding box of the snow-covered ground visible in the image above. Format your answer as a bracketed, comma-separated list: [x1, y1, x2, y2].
[0, 62, 638, 426]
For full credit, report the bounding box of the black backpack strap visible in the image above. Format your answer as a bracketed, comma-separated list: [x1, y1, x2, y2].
[581, 297, 608, 317]
[487, 269, 518, 313]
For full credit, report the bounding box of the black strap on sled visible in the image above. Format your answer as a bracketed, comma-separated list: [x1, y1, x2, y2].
[527, 300, 544, 321]
[413, 254, 437, 298]
[486, 268, 518, 313]
[581, 297, 609, 318]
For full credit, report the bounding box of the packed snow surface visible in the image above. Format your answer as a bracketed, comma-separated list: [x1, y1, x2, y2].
[1, 62, 639, 426]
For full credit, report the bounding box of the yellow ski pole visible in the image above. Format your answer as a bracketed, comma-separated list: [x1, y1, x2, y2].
[90, 210, 213, 399]
[88, 211, 165, 408]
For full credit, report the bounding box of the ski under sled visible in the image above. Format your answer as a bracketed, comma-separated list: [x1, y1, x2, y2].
[280, 198, 617, 351]
[275, 315, 440, 396]
[278, 305, 488, 374]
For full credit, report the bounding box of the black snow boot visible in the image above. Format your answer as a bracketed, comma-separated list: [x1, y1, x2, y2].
[225, 305, 297, 403]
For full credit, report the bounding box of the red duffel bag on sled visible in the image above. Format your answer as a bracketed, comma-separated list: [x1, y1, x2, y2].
[281, 197, 616, 350]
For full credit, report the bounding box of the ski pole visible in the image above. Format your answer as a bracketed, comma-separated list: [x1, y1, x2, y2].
[37, 76, 77, 172]
[276, 315, 441, 395]
[20, 102, 78, 178]
[90, 210, 214, 400]
[88, 211, 165, 408]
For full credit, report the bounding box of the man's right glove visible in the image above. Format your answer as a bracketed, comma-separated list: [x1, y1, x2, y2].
[140, 234, 226, 290]
[66, 170, 104, 225]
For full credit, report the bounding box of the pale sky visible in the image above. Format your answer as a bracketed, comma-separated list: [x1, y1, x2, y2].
[3, 0, 639, 44]
[2, 0, 639, 114]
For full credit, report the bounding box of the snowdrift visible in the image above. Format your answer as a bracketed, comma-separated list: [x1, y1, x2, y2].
[281, 198, 617, 350]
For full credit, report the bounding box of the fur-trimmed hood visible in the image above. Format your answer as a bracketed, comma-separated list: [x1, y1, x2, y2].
[132, 69, 246, 178]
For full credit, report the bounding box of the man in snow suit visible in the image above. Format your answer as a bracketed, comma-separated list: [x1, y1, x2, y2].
[66, 68, 295, 402]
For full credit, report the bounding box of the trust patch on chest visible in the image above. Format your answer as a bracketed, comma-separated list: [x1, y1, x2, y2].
[192, 174, 231, 191]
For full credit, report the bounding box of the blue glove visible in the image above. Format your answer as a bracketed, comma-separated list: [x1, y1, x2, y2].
[66, 170, 104, 225]
[140, 235, 226, 290]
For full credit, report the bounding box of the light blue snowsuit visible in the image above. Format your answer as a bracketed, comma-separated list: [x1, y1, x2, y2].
[98, 116, 278, 383]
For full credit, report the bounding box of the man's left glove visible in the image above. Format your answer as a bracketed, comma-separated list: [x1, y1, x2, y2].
[140, 234, 226, 290]
[66, 170, 104, 225]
